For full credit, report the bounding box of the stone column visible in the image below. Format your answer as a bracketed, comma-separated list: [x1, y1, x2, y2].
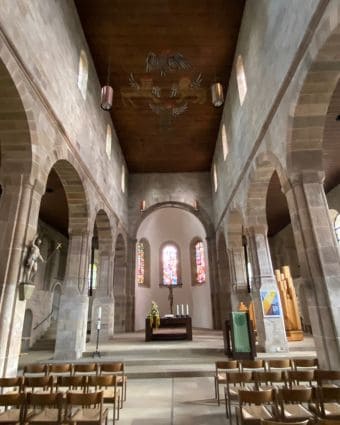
[247, 225, 288, 353]
[0, 176, 42, 376]
[90, 248, 115, 342]
[206, 235, 221, 329]
[54, 231, 91, 359]
[228, 247, 252, 312]
[284, 171, 340, 368]
[125, 237, 137, 332]
[114, 263, 127, 333]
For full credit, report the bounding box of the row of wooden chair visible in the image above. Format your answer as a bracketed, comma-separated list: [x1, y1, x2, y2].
[0, 390, 109, 424]
[222, 369, 340, 424]
[234, 386, 340, 425]
[214, 358, 320, 404]
[23, 361, 127, 405]
[0, 375, 121, 424]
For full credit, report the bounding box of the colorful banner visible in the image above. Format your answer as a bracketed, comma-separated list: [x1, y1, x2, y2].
[260, 289, 281, 317]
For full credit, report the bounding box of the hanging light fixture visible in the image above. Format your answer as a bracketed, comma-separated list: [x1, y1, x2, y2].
[211, 82, 224, 107]
[100, 85, 113, 111]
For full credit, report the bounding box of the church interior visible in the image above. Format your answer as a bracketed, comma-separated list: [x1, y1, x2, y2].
[0, 1, 340, 424]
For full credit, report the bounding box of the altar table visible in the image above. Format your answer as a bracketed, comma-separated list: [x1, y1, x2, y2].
[145, 317, 192, 341]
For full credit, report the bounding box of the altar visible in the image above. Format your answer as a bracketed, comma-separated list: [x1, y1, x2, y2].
[145, 317, 192, 341]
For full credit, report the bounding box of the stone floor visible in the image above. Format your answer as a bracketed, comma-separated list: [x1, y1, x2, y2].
[19, 329, 316, 425]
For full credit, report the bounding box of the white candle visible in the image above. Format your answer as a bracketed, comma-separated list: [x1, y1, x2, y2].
[186, 304, 189, 316]
[176, 304, 179, 316]
[181, 304, 184, 316]
[97, 307, 102, 320]
[96, 319, 101, 330]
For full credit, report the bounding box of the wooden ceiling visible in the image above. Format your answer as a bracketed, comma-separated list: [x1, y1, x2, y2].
[75, 0, 245, 172]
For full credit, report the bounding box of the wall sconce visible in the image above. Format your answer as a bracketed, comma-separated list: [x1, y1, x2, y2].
[140, 200, 146, 212]
[100, 85, 114, 111]
[211, 82, 224, 107]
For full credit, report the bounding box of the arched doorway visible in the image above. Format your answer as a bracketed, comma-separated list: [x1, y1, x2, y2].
[113, 234, 127, 333]
[21, 309, 33, 353]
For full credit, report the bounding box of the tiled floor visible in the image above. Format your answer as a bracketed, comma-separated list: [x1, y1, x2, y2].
[19, 329, 316, 425]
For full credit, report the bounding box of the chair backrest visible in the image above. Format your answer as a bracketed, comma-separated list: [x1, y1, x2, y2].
[0, 392, 25, 408]
[88, 375, 117, 389]
[266, 359, 292, 371]
[48, 363, 73, 376]
[293, 358, 319, 370]
[262, 420, 309, 425]
[239, 388, 274, 404]
[226, 371, 253, 385]
[253, 370, 284, 386]
[26, 391, 63, 407]
[240, 359, 265, 371]
[286, 370, 315, 387]
[0, 377, 23, 393]
[23, 376, 54, 393]
[279, 387, 313, 403]
[318, 386, 340, 403]
[56, 375, 87, 391]
[317, 420, 340, 425]
[315, 370, 340, 385]
[23, 364, 48, 376]
[66, 390, 103, 407]
[100, 362, 124, 374]
[73, 363, 98, 375]
[215, 360, 239, 372]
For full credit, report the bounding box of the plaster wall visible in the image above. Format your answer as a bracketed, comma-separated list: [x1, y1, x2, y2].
[0, 0, 127, 225]
[135, 208, 213, 331]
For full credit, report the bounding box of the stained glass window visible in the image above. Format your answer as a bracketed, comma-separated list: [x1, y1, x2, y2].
[162, 244, 179, 286]
[136, 242, 145, 285]
[195, 241, 206, 283]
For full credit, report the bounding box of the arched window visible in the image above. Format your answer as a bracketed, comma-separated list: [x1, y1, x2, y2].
[78, 49, 88, 99]
[121, 165, 125, 193]
[334, 214, 340, 243]
[222, 123, 228, 160]
[190, 238, 206, 285]
[213, 162, 218, 192]
[160, 242, 181, 286]
[88, 263, 97, 290]
[105, 125, 112, 159]
[136, 238, 150, 287]
[236, 55, 247, 106]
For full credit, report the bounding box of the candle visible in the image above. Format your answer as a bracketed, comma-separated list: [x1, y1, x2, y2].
[181, 304, 184, 316]
[186, 304, 189, 316]
[97, 307, 102, 320]
[176, 304, 179, 316]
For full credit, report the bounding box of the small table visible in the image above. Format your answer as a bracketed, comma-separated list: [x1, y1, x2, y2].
[145, 317, 192, 341]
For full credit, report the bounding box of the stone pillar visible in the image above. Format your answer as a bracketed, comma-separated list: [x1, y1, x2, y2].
[125, 237, 136, 332]
[247, 225, 288, 353]
[114, 263, 127, 333]
[90, 249, 115, 342]
[54, 231, 91, 359]
[0, 176, 42, 376]
[284, 171, 340, 368]
[206, 235, 221, 329]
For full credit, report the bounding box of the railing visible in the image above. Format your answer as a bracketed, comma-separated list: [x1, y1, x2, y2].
[33, 308, 54, 330]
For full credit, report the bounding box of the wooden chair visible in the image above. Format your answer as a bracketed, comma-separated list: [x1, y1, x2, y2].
[286, 370, 315, 389]
[65, 390, 108, 425]
[253, 371, 286, 390]
[236, 389, 277, 425]
[24, 392, 64, 424]
[0, 377, 23, 394]
[224, 371, 254, 422]
[56, 376, 87, 394]
[73, 363, 98, 376]
[100, 362, 127, 407]
[23, 376, 54, 394]
[262, 420, 309, 425]
[214, 360, 239, 405]
[293, 358, 319, 371]
[48, 363, 73, 377]
[315, 370, 340, 388]
[277, 387, 316, 422]
[0, 392, 25, 424]
[240, 359, 265, 372]
[317, 387, 340, 420]
[266, 359, 293, 372]
[23, 364, 48, 377]
[87, 375, 121, 424]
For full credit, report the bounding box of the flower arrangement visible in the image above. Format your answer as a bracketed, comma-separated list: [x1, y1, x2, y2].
[147, 300, 160, 328]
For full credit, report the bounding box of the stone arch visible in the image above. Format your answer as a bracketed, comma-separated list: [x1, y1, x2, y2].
[113, 233, 127, 332]
[287, 22, 340, 175]
[246, 152, 289, 227]
[47, 159, 89, 235]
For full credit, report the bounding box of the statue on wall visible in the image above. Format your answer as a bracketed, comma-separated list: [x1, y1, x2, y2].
[23, 236, 45, 283]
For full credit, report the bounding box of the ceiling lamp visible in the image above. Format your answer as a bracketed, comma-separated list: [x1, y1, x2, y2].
[100, 85, 113, 111]
[211, 82, 224, 107]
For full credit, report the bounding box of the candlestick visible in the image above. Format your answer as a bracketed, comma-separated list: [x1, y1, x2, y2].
[97, 307, 102, 320]
[181, 304, 184, 316]
[186, 304, 189, 316]
[176, 304, 179, 316]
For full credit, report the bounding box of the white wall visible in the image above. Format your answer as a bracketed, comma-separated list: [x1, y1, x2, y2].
[135, 207, 213, 330]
